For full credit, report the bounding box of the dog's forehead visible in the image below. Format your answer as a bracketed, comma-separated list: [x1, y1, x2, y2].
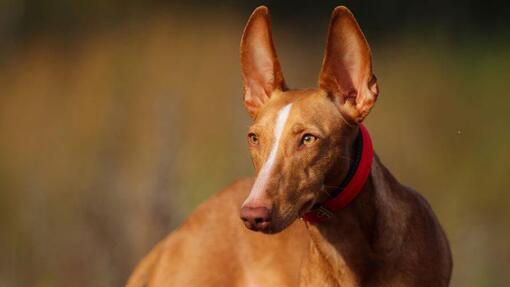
[255, 88, 331, 125]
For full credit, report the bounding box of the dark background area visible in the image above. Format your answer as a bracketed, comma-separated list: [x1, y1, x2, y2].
[2, 0, 510, 40]
[1, 1, 509, 286]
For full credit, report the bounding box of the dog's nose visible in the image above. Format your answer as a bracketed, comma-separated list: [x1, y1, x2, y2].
[240, 206, 271, 232]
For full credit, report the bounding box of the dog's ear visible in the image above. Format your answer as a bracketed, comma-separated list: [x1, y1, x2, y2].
[319, 6, 379, 123]
[241, 6, 286, 118]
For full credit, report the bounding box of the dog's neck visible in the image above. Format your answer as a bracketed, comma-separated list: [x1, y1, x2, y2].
[303, 156, 405, 284]
[304, 174, 376, 283]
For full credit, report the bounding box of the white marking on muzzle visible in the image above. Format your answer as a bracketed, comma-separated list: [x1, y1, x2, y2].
[244, 103, 292, 206]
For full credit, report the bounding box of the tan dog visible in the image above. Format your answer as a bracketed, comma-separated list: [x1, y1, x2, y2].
[126, 6, 452, 287]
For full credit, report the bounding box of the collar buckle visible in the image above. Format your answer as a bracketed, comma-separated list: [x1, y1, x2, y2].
[313, 205, 334, 219]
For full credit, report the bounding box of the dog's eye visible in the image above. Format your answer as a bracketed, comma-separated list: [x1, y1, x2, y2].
[301, 134, 317, 146]
[248, 133, 259, 145]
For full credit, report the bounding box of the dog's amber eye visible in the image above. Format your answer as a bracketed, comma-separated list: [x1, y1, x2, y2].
[248, 133, 259, 145]
[301, 134, 317, 146]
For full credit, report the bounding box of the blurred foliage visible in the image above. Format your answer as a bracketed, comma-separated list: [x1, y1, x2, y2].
[0, 1, 509, 286]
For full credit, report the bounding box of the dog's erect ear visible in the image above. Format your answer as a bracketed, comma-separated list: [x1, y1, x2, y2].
[241, 6, 286, 118]
[319, 6, 379, 123]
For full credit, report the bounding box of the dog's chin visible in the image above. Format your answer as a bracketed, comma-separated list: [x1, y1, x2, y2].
[263, 217, 297, 234]
[264, 200, 316, 234]
[259, 228, 279, 235]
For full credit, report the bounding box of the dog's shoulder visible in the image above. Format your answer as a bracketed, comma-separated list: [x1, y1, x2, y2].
[372, 156, 452, 283]
[127, 178, 256, 286]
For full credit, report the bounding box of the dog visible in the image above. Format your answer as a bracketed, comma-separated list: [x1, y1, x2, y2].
[126, 6, 452, 287]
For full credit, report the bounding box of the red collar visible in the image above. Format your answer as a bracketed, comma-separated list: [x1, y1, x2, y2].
[302, 124, 374, 223]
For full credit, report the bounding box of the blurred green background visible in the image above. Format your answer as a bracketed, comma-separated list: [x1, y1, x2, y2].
[1, 0, 509, 286]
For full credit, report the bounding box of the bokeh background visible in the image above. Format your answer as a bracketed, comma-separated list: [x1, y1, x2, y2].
[1, 0, 509, 286]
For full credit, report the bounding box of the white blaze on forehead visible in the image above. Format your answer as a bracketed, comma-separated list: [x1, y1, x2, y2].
[244, 103, 292, 206]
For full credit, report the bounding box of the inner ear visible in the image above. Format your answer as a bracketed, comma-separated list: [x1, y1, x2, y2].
[318, 6, 378, 123]
[240, 6, 286, 119]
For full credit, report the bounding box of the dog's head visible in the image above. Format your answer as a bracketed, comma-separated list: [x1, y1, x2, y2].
[239, 6, 379, 233]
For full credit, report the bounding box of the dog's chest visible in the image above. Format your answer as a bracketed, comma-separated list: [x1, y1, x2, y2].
[299, 240, 361, 287]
